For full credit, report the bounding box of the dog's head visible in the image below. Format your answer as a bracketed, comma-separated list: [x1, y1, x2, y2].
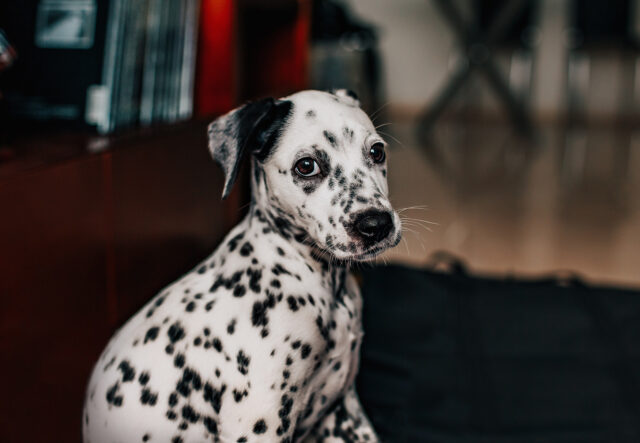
[208, 89, 401, 261]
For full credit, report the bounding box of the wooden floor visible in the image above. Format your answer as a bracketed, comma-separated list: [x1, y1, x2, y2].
[380, 118, 640, 289]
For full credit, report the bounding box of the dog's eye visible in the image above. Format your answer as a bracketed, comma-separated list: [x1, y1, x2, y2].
[294, 158, 320, 177]
[369, 142, 386, 163]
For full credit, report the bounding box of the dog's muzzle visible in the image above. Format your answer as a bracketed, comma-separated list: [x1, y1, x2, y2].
[352, 210, 394, 243]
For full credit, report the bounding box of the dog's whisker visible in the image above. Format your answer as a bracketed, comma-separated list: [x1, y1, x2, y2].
[396, 205, 431, 213]
[403, 225, 429, 252]
[402, 226, 428, 253]
[400, 214, 438, 226]
[400, 216, 439, 226]
[400, 217, 434, 227]
[402, 222, 433, 233]
[369, 101, 391, 122]
[377, 130, 404, 148]
[401, 226, 420, 236]
[374, 122, 393, 130]
[400, 213, 436, 220]
[401, 236, 410, 255]
[401, 223, 434, 234]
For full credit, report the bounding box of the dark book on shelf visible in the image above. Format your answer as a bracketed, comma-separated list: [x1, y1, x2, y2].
[0, 0, 111, 131]
[0, 0, 201, 135]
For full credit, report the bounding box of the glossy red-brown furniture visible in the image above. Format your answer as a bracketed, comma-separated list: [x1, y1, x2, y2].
[0, 1, 309, 440]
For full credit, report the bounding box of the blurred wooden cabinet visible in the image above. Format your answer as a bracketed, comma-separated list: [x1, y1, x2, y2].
[0, 0, 309, 440]
[0, 122, 242, 442]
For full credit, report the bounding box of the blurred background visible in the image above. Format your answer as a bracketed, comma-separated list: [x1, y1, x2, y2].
[2, 0, 640, 442]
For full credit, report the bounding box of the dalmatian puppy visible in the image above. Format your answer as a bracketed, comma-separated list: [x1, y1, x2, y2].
[83, 89, 401, 443]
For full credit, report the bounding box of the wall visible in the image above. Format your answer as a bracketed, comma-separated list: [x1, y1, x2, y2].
[344, 0, 639, 120]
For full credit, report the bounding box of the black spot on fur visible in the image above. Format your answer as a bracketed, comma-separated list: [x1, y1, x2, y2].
[233, 389, 248, 402]
[239, 242, 253, 257]
[247, 268, 262, 293]
[323, 130, 338, 148]
[250, 99, 294, 162]
[203, 383, 226, 414]
[176, 367, 202, 398]
[277, 395, 293, 435]
[204, 416, 218, 434]
[227, 232, 244, 251]
[174, 353, 185, 368]
[252, 301, 268, 328]
[144, 327, 159, 344]
[103, 356, 116, 371]
[140, 388, 158, 406]
[237, 350, 250, 375]
[301, 344, 312, 359]
[167, 322, 185, 344]
[287, 296, 299, 312]
[253, 419, 268, 434]
[272, 263, 290, 276]
[138, 372, 150, 385]
[212, 270, 244, 292]
[344, 89, 359, 100]
[273, 217, 292, 238]
[182, 404, 200, 423]
[233, 284, 246, 297]
[343, 126, 354, 142]
[117, 360, 136, 382]
[106, 382, 123, 407]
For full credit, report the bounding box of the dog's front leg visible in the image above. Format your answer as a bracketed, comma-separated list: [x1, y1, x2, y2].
[304, 385, 379, 442]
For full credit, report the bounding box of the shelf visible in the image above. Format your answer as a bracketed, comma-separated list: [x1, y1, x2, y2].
[0, 118, 218, 181]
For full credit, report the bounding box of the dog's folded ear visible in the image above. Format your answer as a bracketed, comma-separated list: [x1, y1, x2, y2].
[332, 89, 360, 107]
[208, 98, 292, 199]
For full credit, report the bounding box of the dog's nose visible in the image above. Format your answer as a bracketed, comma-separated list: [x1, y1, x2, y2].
[354, 211, 393, 242]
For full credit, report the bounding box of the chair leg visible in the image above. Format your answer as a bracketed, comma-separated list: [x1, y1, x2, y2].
[481, 58, 534, 137]
[415, 63, 473, 142]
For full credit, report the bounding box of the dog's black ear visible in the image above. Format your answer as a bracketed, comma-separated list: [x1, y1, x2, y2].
[208, 98, 293, 199]
[331, 89, 360, 107]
